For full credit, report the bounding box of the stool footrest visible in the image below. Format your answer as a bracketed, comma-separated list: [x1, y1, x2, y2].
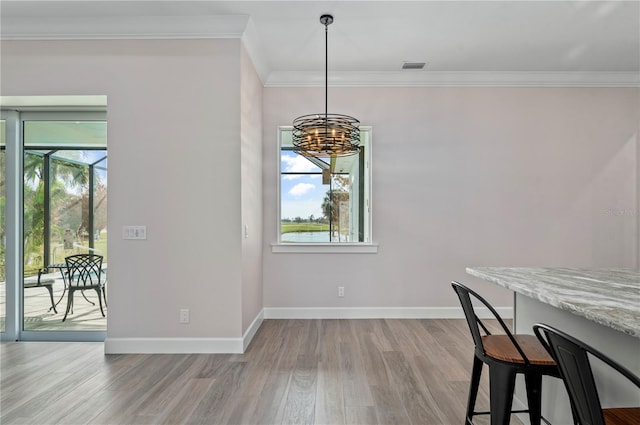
[470, 410, 552, 424]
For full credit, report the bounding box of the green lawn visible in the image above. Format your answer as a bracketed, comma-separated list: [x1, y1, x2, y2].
[94, 238, 108, 261]
[281, 222, 330, 233]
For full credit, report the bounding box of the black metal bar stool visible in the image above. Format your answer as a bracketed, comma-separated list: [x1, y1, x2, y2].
[534, 323, 640, 425]
[452, 281, 561, 425]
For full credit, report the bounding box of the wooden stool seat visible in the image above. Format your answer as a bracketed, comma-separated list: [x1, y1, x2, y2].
[483, 335, 556, 365]
[603, 407, 640, 425]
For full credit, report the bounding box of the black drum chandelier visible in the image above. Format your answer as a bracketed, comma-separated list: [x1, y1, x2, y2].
[292, 14, 360, 158]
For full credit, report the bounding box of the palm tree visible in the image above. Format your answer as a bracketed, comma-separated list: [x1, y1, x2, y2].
[322, 189, 349, 242]
[23, 151, 96, 271]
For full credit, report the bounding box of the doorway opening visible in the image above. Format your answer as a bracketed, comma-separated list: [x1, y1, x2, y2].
[1, 97, 107, 340]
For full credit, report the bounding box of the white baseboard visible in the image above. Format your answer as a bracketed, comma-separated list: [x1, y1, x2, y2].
[104, 337, 244, 354]
[263, 306, 512, 320]
[243, 309, 264, 351]
[104, 307, 511, 354]
[104, 309, 266, 354]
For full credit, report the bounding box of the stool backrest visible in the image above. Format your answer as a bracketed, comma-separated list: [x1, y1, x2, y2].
[452, 281, 530, 364]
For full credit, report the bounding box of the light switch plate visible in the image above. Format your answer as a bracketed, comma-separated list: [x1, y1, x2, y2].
[123, 225, 147, 240]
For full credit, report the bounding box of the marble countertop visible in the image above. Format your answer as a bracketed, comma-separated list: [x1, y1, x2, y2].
[465, 267, 640, 338]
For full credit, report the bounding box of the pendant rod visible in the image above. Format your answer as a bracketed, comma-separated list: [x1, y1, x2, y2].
[324, 19, 328, 122]
[320, 14, 333, 123]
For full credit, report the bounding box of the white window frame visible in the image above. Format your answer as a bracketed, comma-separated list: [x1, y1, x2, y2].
[272, 125, 377, 253]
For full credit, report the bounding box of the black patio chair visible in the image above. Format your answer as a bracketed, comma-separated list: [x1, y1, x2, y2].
[452, 281, 561, 425]
[534, 323, 640, 425]
[62, 254, 105, 321]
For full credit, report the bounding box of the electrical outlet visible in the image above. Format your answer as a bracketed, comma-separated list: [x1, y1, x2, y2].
[338, 286, 345, 297]
[179, 309, 190, 324]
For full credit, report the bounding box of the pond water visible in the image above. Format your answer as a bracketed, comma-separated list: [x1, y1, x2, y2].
[281, 231, 330, 243]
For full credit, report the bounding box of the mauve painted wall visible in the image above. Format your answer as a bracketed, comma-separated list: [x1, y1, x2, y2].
[1, 39, 245, 338]
[240, 45, 264, 334]
[1, 37, 637, 338]
[262, 87, 639, 309]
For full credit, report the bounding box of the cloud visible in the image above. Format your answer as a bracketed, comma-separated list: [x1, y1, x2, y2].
[289, 183, 315, 196]
[282, 154, 318, 173]
[282, 154, 321, 180]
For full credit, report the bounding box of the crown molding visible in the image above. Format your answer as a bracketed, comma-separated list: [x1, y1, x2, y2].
[0, 14, 250, 40]
[2, 15, 636, 88]
[0, 13, 273, 84]
[265, 70, 640, 88]
[240, 17, 270, 85]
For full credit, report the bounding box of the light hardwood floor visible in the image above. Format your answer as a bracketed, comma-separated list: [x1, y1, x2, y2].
[0, 319, 524, 425]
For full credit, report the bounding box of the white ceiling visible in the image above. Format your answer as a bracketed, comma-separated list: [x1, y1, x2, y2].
[1, 1, 638, 86]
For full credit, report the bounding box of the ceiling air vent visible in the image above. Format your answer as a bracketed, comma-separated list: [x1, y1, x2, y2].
[402, 62, 426, 70]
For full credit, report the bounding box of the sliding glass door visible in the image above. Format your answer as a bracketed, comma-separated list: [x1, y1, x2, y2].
[1, 110, 107, 341]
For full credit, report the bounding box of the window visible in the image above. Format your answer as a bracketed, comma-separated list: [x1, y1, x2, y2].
[277, 126, 372, 248]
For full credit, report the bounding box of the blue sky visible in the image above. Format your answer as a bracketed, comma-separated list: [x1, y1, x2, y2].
[280, 152, 328, 221]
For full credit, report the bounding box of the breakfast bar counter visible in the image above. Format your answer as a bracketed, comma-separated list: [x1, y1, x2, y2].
[465, 267, 640, 338]
[465, 266, 640, 424]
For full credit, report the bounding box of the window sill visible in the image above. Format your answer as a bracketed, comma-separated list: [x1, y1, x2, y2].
[271, 243, 379, 254]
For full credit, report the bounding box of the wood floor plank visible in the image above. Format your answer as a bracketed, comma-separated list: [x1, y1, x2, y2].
[414, 355, 468, 424]
[29, 356, 146, 424]
[281, 354, 317, 425]
[345, 406, 378, 425]
[339, 339, 375, 408]
[370, 318, 400, 351]
[382, 350, 443, 424]
[1, 344, 107, 423]
[90, 355, 200, 424]
[133, 354, 202, 418]
[314, 320, 345, 425]
[369, 383, 412, 425]
[314, 358, 345, 425]
[245, 320, 306, 425]
[359, 332, 392, 388]
[0, 319, 523, 425]
[186, 360, 248, 425]
[158, 377, 216, 425]
[221, 328, 285, 425]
